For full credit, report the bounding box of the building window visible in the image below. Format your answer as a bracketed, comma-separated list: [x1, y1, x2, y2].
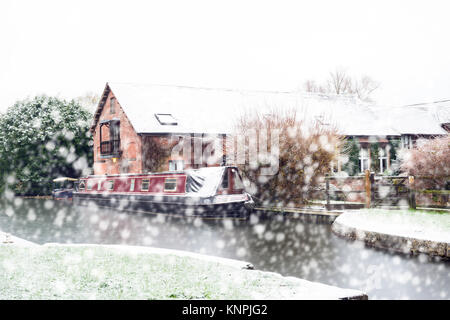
[164, 178, 177, 192]
[359, 148, 369, 173]
[379, 148, 388, 173]
[110, 97, 115, 114]
[130, 179, 135, 192]
[169, 160, 184, 171]
[331, 157, 342, 173]
[402, 135, 413, 149]
[141, 179, 149, 191]
[155, 113, 177, 125]
[99, 120, 120, 156]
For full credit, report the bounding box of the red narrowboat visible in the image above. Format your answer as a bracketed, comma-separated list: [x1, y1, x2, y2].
[73, 166, 255, 218]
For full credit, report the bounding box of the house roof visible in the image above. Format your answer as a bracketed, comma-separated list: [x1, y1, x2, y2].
[368, 101, 449, 135]
[92, 82, 401, 137]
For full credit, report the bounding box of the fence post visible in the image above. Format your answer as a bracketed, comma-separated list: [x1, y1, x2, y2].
[325, 173, 330, 210]
[365, 169, 371, 208]
[370, 172, 375, 208]
[408, 175, 416, 210]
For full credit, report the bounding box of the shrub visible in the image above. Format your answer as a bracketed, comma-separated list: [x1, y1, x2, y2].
[231, 109, 343, 207]
[400, 135, 450, 190]
[0, 95, 93, 195]
[341, 137, 360, 175]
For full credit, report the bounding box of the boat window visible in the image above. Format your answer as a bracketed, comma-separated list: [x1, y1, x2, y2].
[221, 169, 229, 189]
[79, 180, 85, 190]
[97, 180, 102, 191]
[87, 180, 94, 190]
[164, 178, 177, 192]
[107, 180, 114, 191]
[232, 168, 244, 190]
[141, 179, 149, 191]
[130, 179, 135, 192]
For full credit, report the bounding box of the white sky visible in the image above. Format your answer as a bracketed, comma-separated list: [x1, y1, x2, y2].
[1, 0, 450, 112]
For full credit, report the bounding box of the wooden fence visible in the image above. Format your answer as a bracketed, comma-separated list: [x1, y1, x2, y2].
[325, 170, 450, 210]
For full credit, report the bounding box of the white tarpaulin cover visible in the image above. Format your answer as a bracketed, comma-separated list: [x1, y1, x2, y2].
[185, 166, 226, 197]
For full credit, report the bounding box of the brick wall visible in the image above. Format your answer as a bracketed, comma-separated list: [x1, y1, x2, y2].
[141, 135, 225, 172]
[92, 90, 143, 175]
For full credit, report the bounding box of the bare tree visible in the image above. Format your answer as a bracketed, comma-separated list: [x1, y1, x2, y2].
[328, 68, 352, 95]
[303, 80, 319, 93]
[303, 68, 380, 102]
[353, 75, 380, 102]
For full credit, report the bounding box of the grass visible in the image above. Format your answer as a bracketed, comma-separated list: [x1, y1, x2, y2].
[0, 245, 356, 300]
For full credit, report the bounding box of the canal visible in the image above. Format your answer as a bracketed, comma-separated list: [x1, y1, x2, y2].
[0, 198, 449, 299]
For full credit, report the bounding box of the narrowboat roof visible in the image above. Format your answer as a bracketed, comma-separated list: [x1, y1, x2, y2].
[81, 166, 237, 179]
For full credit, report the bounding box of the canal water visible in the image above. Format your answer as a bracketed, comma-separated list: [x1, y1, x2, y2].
[0, 198, 449, 300]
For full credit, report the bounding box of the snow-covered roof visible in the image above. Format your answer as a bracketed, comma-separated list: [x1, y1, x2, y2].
[369, 102, 449, 135]
[93, 82, 401, 137]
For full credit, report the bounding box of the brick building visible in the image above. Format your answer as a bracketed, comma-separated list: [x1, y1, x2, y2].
[91, 82, 449, 176]
[91, 83, 227, 175]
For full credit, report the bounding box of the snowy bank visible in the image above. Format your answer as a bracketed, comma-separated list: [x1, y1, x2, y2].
[332, 209, 450, 258]
[0, 243, 367, 300]
[0, 230, 38, 246]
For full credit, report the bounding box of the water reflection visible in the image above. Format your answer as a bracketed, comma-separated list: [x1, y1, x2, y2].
[0, 199, 449, 299]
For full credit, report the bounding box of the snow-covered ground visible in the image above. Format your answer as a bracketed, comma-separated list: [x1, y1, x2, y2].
[0, 242, 366, 300]
[0, 231, 37, 246]
[334, 209, 450, 243]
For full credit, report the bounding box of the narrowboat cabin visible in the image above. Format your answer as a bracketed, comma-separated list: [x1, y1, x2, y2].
[73, 166, 254, 218]
[52, 177, 78, 200]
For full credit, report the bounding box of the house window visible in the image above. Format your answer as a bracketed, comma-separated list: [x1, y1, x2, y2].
[380, 157, 388, 173]
[110, 97, 116, 114]
[141, 179, 149, 191]
[164, 178, 178, 192]
[130, 179, 135, 192]
[331, 157, 342, 173]
[169, 160, 184, 171]
[379, 148, 388, 173]
[402, 135, 412, 149]
[110, 120, 120, 144]
[107, 180, 114, 191]
[99, 120, 120, 156]
[359, 148, 369, 173]
[155, 113, 178, 125]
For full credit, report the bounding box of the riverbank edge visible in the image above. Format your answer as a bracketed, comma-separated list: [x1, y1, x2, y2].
[254, 207, 341, 224]
[331, 216, 450, 259]
[0, 231, 367, 300]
